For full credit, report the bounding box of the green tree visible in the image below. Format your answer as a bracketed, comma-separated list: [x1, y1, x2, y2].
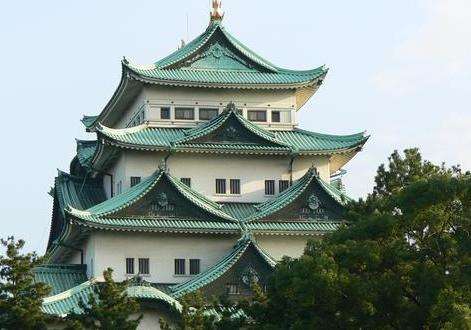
[162, 291, 247, 330]
[250, 149, 471, 329]
[66, 268, 142, 329]
[0, 237, 51, 330]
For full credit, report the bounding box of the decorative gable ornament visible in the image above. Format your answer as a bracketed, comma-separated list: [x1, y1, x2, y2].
[308, 194, 320, 211]
[156, 192, 169, 208]
[240, 266, 260, 287]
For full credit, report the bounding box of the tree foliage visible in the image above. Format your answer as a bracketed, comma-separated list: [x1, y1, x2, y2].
[66, 268, 142, 330]
[0, 237, 51, 330]
[249, 149, 471, 329]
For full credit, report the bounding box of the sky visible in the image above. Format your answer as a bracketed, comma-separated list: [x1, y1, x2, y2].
[0, 0, 469, 253]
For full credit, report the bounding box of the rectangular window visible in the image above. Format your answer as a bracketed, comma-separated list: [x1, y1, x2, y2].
[230, 179, 241, 195]
[175, 259, 186, 275]
[117, 181, 122, 195]
[247, 110, 267, 122]
[265, 180, 275, 195]
[271, 111, 281, 123]
[279, 180, 290, 193]
[226, 284, 240, 295]
[160, 107, 171, 120]
[130, 177, 141, 187]
[175, 107, 195, 120]
[138, 258, 150, 275]
[199, 108, 219, 121]
[189, 259, 201, 275]
[181, 178, 191, 187]
[215, 179, 226, 194]
[126, 258, 134, 275]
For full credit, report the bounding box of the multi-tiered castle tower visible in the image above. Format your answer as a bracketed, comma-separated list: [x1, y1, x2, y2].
[37, 2, 368, 327]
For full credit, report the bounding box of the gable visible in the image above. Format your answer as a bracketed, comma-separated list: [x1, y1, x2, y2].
[184, 115, 279, 146]
[201, 244, 274, 299]
[110, 175, 226, 221]
[260, 180, 345, 222]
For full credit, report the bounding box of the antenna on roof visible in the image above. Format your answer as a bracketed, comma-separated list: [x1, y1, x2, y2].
[210, 0, 224, 22]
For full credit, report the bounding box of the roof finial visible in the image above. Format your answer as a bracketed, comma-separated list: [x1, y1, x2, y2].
[210, 0, 224, 22]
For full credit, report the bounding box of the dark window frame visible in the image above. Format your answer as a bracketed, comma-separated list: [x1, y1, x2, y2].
[216, 179, 226, 194]
[130, 176, 141, 187]
[271, 111, 281, 123]
[181, 178, 191, 187]
[230, 179, 241, 195]
[279, 180, 290, 193]
[175, 107, 195, 120]
[199, 108, 219, 121]
[160, 107, 171, 120]
[265, 180, 275, 196]
[189, 259, 201, 275]
[247, 110, 267, 122]
[174, 259, 186, 275]
[138, 258, 150, 275]
[126, 258, 135, 275]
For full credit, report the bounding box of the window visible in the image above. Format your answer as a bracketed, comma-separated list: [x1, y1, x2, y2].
[199, 108, 219, 121]
[271, 111, 281, 123]
[247, 110, 267, 122]
[130, 177, 141, 187]
[126, 258, 135, 274]
[175, 107, 195, 120]
[181, 178, 191, 187]
[226, 284, 240, 295]
[216, 179, 226, 194]
[161, 107, 171, 120]
[138, 258, 150, 275]
[175, 259, 186, 275]
[230, 179, 241, 195]
[190, 259, 201, 275]
[265, 180, 275, 195]
[116, 181, 122, 195]
[279, 180, 290, 193]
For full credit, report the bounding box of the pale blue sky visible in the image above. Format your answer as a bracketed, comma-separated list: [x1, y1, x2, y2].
[0, 0, 469, 253]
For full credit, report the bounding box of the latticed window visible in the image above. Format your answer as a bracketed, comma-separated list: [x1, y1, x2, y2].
[230, 179, 241, 195]
[265, 180, 275, 195]
[226, 283, 240, 295]
[175, 259, 186, 275]
[130, 177, 141, 187]
[216, 179, 226, 194]
[181, 178, 191, 187]
[271, 111, 281, 123]
[190, 259, 201, 275]
[175, 107, 195, 120]
[199, 108, 219, 120]
[138, 258, 150, 275]
[126, 258, 134, 274]
[161, 107, 171, 120]
[279, 180, 290, 193]
[248, 110, 267, 122]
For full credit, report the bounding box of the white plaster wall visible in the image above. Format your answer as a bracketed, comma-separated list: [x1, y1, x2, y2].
[254, 235, 312, 260]
[91, 231, 237, 283]
[107, 150, 331, 203]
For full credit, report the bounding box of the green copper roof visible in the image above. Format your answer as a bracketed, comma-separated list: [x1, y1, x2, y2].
[123, 21, 327, 89]
[170, 234, 276, 298]
[42, 279, 181, 316]
[95, 107, 368, 156]
[81, 115, 99, 128]
[76, 140, 97, 169]
[67, 168, 238, 228]
[55, 171, 106, 216]
[34, 264, 87, 296]
[245, 167, 348, 223]
[220, 203, 258, 219]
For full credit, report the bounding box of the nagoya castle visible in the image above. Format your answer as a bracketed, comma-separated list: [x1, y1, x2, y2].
[36, 1, 368, 327]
